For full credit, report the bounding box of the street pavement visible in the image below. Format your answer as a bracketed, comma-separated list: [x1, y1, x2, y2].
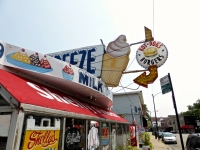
[139, 133, 173, 150]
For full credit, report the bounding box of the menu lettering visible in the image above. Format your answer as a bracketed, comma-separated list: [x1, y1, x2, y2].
[27, 82, 119, 118]
[28, 131, 58, 149]
[50, 48, 96, 74]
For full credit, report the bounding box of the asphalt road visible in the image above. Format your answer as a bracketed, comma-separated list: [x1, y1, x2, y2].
[164, 133, 189, 150]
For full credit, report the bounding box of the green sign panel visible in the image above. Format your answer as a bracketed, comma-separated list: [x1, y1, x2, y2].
[160, 75, 171, 94]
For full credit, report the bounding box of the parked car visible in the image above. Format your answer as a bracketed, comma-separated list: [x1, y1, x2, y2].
[170, 130, 178, 134]
[186, 133, 200, 150]
[162, 132, 177, 144]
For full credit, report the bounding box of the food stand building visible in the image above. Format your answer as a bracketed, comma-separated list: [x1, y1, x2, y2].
[0, 40, 130, 150]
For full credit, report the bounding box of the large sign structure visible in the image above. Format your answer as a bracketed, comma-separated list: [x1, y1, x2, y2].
[136, 40, 168, 69]
[134, 27, 168, 88]
[0, 40, 113, 108]
[47, 35, 131, 87]
[47, 45, 104, 77]
[101, 35, 131, 87]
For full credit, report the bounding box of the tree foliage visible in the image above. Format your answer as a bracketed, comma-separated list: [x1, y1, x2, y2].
[143, 104, 151, 119]
[180, 99, 200, 118]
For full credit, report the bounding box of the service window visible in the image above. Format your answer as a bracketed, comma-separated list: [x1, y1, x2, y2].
[0, 113, 11, 150]
[20, 114, 61, 150]
[65, 118, 85, 150]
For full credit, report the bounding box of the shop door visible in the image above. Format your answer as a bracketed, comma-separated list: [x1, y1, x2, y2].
[0, 93, 14, 150]
[0, 113, 11, 150]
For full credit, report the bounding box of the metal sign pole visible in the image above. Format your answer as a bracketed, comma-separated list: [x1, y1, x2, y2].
[168, 73, 184, 150]
[152, 94, 159, 139]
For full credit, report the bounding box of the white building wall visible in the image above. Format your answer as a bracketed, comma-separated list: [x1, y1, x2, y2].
[112, 91, 144, 125]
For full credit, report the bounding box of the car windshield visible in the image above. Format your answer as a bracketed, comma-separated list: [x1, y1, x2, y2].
[164, 134, 174, 137]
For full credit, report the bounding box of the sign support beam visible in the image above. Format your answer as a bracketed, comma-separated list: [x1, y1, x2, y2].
[168, 73, 184, 150]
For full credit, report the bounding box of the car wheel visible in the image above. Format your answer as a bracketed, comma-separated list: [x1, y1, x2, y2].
[175, 141, 177, 144]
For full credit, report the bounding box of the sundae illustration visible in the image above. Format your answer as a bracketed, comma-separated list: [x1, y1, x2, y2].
[29, 52, 41, 67]
[40, 55, 51, 69]
[10, 48, 31, 64]
[101, 35, 130, 87]
[62, 64, 74, 81]
[143, 47, 158, 57]
[6, 48, 53, 73]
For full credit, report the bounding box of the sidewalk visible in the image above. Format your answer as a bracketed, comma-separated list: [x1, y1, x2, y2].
[139, 133, 173, 150]
[149, 133, 172, 150]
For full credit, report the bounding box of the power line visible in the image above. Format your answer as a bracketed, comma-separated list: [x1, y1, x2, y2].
[119, 81, 137, 109]
[113, 82, 140, 93]
[153, 0, 155, 37]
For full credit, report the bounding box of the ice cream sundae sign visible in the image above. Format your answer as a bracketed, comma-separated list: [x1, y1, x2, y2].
[136, 41, 168, 69]
[0, 40, 113, 102]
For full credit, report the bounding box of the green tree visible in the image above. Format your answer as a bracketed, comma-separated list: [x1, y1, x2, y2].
[180, 99, 200, 118]
[143, 104, 151, 120]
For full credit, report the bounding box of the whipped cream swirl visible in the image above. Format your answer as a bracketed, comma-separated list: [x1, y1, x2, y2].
[106, 35, 130, 57]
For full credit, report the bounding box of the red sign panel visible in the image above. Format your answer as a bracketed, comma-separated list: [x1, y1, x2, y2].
[0, 69, 128, 123]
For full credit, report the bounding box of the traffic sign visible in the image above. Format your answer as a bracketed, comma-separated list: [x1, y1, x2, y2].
[160, 75, 171, 94]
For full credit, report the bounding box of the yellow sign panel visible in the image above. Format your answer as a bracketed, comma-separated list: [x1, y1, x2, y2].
[133, 65, 158, 88]
[22, 130, 60, 150]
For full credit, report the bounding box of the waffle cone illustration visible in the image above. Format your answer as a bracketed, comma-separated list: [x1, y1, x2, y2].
[101, 35, 130, 87]
[101, 52, 130, 87]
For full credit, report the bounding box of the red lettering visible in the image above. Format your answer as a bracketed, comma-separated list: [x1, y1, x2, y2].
[139, 44, 147, 51]
[149, 41, 163, 48]
[27, 131, 58, 149]
[102, 128, 109, 137]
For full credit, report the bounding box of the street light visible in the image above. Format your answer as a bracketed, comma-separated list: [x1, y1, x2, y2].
[152, 92, 162, 139]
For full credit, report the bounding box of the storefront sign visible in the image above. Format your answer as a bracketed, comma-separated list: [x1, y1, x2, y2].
[0, 43, 4, 58]
[78, 69, 111, 96]
[27, 82, 120, 118]
[102, 127, 109, 150]
[22, 130, 60, 150]
[138, 126, 145, 145]
[0, 40, 113, 101]
[136, 41, 168, 69]
[47, 45, 104, 77]
[64, 128, 81, 149]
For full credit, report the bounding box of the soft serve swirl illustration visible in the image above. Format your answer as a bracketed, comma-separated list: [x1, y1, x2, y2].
[101, 35, 131, 87]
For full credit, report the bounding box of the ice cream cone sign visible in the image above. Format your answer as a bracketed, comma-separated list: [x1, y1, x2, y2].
[101, 35, 131, 87]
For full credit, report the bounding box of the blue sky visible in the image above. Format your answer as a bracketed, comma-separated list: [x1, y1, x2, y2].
[0, 0, 200, 117]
